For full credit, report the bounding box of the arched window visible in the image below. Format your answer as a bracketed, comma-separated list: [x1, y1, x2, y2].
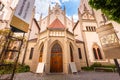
[97, 48, 102, 59]
[91, 27, 94, 31]
[78, 48, 82, 59]
[93, 48, 98, 59]
[51, 43, 62, 53]
[39, 44, 44, 62]
[70, 44, 74, 62]
[86, 26, 89, 31]
[29, 47, 34, 60]
[93, 43, 103, 60]
[89, 27, 91, 31]
[94, 27, 96, 31]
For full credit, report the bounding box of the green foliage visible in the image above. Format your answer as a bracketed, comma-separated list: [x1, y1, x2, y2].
[81, 67, 93, 71]
[0, 29, 10, 49]
[0, 64, 14, 74]
[0, 29, 10, 36]
[91, 62, 102, 68]
[0, 62, 30, 74]
[81, 63, 102, 71]
[81, 62, 116, 72]
[89, 0, 120, 23]
[102, 65, 116, 68]
[16, 64, 30, 73]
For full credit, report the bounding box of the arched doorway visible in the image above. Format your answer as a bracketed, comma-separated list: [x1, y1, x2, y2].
[50, 43, 63, 72]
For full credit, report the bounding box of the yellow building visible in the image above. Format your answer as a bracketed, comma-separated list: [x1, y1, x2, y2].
[24, 4, 87, 73]
[23, 0, 120, 74]
[75, 0, 120, 65]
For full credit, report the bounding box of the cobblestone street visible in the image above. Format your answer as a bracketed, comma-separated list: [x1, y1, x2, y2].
[1, 72, 120, 80]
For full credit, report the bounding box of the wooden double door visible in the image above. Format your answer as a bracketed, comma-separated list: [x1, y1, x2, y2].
[50, 43, 63, 73]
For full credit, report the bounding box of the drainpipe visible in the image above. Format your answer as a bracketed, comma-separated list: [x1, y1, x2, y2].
[83, 42, 89, 67]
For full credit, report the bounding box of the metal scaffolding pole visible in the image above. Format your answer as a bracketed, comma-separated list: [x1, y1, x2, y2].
[10, 33, 25, 80]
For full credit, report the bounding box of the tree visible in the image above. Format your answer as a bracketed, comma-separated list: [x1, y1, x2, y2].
[89, 0, 120, 23]
[0, 29, 10, 52]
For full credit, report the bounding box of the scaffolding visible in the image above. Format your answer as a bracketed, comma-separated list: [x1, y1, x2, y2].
[0, 28, 25, 80]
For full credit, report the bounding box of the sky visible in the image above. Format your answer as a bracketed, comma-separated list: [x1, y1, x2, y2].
[34, 0, 80, 22]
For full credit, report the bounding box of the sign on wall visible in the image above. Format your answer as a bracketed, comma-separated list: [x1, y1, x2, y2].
[10, 0, 35, 32]
[97, 23, 120, 59]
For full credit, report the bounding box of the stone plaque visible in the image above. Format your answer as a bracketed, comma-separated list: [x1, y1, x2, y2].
[97, 23, 120, 59]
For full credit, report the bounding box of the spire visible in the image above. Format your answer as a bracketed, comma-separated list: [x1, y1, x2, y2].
[63, 5, 66, 28]
[55, 3, 61, 9]
[38, 13, 42, 28]
[78, 8, 81, 14]
[92, 8, 95, 15]
[84, 4, 89, 12]
[47, 5, 51, 26]
[78, 8, 82, 21]
[33, 7, 35, 15]
[39, 13, 42, 21]
[63, 5, 66, 15]
[71, 16, 74, 28]
[72, 16, 73, 21]
[48, 5, 51, 14]
[79, 0, 93, 14]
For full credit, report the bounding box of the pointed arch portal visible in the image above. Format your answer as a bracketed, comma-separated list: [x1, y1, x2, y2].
[50, 43, 63, 73]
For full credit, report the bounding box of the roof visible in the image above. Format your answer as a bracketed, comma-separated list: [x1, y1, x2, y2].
[73, 20, 79, 31]
[33, 18, 40, 31]
[48, 18, 65, 30]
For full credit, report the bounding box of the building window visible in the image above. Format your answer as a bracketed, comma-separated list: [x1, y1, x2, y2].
[97, 48, 102, 59]
[39, 45, 44, 62]
[51, 43, 62, 53]
[78, 48, 82, 59]
[86, 26, 96, 32]
[91, 27, 94, 31]
[86, 26, 89, 31]
[93, 27, 96, 31]
[29, 47, 34, 60]
[89, 27, 91, 31]
[93, 44, 103, 60]
[70, 44, 74, 62]
[93, 48, 98, 59]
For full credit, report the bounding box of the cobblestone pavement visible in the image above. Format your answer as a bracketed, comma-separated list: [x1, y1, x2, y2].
[0, 72, 120, 80]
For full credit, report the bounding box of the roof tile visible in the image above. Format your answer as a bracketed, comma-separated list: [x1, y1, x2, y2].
[48, 18, 65, 29]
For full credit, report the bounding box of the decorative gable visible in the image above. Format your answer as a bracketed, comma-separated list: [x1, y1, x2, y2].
[82, 13, 94, 20]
